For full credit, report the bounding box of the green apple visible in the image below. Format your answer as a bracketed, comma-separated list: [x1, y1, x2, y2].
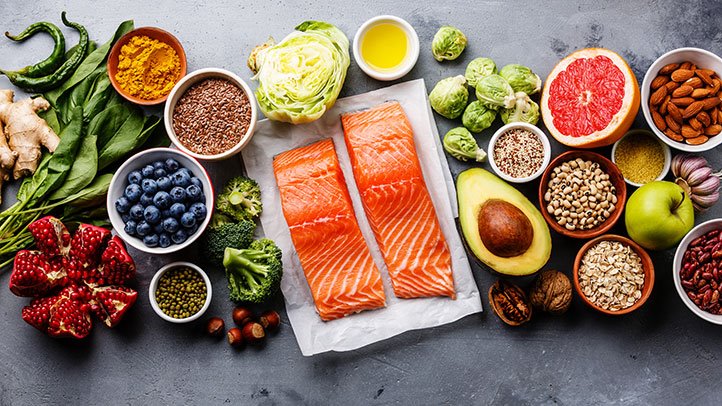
[625, 181, 694, 250]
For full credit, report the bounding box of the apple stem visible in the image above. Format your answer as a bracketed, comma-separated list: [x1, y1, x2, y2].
[672, 190, 687, 212]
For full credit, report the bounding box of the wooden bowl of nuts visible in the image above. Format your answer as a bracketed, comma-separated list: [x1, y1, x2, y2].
[642, 47, 722, 152]
[538, 150, 627, 239]
[573, 234, 655, 315]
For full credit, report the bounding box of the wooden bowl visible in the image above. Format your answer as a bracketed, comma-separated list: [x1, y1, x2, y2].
[107, 27, 187, 106]
[537, 150, 627, 239]
[573, 234, 655, 315]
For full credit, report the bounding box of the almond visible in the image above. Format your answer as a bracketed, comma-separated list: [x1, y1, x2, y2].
[665, 81, 680, 92]
[660, 95, 671, 114]
[695, 69, 715, 86]
[681, 125, 701, 138]
[672, 69, 695, 82]
[650, 86, 667, 105]
[659, 63, 680, 75]
[705, 124, 722, 136]
[683, 101, 705, 118]
[689, 117, 703, 131]
[711, 108, 719, 125]
[671, 97, 695, 107]
[667, 102, 683, 123]
[651, 75, 669, 90]
[664, 128, 684, 142]
[685, 77, 703, 88]
[702, 97, 722, 110]
[685, 135, 709, 145]
[680, 62, 693, 71]
[651, 110, 666, 131]
[665, 115, 681, 132]
[692, 88, 712, 98]
[711, 79, 721, 94]
[672, 85, 694, 97]
[697, 111, 711, 127]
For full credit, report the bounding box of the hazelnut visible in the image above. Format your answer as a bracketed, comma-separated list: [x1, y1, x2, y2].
[529, 270, 572, 315]
[259, 310, 280, 331]
[241, 322, 266, 344]
[227, 327, 244, 347]
[232, 306, 254, 326]
[206, 317, 225, 337]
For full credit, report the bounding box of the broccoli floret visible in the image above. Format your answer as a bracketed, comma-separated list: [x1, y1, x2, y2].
[202, 220, 255, 267]
[250, 238, 282, 262]
[223, 244, 282, 304]
[210, 213, 233, 229]
[216, 176, 262, 221]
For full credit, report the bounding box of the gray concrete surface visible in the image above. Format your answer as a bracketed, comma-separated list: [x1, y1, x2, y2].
[2, 0, 722, 404]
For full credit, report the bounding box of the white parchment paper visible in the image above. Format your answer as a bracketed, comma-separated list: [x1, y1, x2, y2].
[242, 79, 482, 356]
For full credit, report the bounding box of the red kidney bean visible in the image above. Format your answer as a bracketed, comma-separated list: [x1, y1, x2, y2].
[681, 228, 722, 315]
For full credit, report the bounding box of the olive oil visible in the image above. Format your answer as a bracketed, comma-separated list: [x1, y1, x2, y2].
[360, 23, 408, 71]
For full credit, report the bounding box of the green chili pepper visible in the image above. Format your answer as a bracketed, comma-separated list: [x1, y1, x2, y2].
[3, 21, 66, 78]
[0, 12, 88, 93]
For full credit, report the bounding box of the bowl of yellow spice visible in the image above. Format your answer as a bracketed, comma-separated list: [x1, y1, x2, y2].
[107, 27, 187, 105]
[612, 129, 672, 187]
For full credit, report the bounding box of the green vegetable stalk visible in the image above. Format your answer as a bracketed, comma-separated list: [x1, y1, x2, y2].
[443, 127, 486, 163]
[224, 239, 283, 304]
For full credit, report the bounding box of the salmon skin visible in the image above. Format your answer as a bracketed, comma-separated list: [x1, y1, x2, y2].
[341, 101, 456, 299]
[273, 139, 386, 321]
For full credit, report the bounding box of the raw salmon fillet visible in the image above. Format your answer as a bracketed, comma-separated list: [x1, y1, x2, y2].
[341, 101, 456, 299]
[273, 139, 386, 321]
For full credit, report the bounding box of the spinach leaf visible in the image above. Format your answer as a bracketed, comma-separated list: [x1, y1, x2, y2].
[97, 114, 156, 170]
[66, 173, 113, 210]
[48, 131, 98, 201]
[88, 104, 134, 149]
[38, 107, 62, 134]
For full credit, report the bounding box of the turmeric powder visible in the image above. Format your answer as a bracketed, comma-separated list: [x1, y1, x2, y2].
[115, 35, 181, 100]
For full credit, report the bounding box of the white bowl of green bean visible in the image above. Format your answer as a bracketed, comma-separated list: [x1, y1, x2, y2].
[149, 261, 212, 323]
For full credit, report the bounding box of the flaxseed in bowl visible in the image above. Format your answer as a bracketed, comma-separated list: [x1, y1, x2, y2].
[488, 122, 551, 184]
[164, 68, 257, 161]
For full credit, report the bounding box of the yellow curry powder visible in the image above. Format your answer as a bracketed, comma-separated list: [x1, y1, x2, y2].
[115, 35, 181, 100]
[614, 132, 665, 184]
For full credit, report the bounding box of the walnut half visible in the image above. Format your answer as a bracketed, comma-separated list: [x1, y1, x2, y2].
[529, 270, 572, 315]
[489, 280, 532, 326]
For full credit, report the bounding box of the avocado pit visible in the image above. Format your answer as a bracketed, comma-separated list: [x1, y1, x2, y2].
[477, 199, 533, 257]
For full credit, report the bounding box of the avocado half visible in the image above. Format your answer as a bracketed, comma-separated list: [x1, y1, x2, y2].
[457, 168, 551, 276]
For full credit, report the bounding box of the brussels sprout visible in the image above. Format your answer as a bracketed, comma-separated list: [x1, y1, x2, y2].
[465, 57, 497, 88]
[429, 75, 469, 119]
[499, 64, 542, 95]
[462, 101, 497, 133]
[443, 127, 487, 162]
[475, 74, 515, 109]
[432, 26, 467, 62]
[500, 92, 540, 125]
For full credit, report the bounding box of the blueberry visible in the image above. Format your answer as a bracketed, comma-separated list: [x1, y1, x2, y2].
[169, 186, 186, 202]
[153, 168, 167, 179]
[190, 177, 202, 188]
[143, 234, 160, 247]
[153, 222, 165, 234]
[153, 161, 166, 171]
[170, 203, 186, 218]
[161, 209, 171, 219]
[159, 233, 172, 248]
[162, 217, 180, 233]
[129, 204, 145, 220]
[136, 221, 151, 237]
[121, 214, 131, 223]
[124, 220, 137, 236]
[157, 176, 172, 191]
[171, 229, 188, 244]
[141, 179, 158, 195]
[171, 170, 191, 187]
[189, 202, 207, 220]
[140, 193, 154, 207]
[153, 191, 172, 209]
[141, 165, 155, 178]
[144, 205, 162, 224]
[165, 158, 180, 171]
[180, 212, 196, 228]
[115, 196, 131, 213]
[185, 223, 199, 236]
[185, 184, 202, 202]
[127, 170, 143, 185]
[124, 184, 143, 202]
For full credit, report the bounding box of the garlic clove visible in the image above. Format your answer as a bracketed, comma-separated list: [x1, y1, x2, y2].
[687, 166, 713, 187]
[691, 176, 721, 196]
[692, 190, 720, 209]
[679, 155, 709, 179]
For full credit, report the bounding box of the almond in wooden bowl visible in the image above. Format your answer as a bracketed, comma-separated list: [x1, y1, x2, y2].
[538, 150, 626, 240]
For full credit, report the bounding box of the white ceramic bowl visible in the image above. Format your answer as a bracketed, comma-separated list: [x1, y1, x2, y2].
[149, 262, 212, 323]
[107, 147, 214, 255]
[641, 47, 722, 152]
[164, 68, 257, 161]
[487, 122, 552, 183]
[611, 129, 672, 187]
[673, 218, 722, 325]
[353, 15, 420, 81]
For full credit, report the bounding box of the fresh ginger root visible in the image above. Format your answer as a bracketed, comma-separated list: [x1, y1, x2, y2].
[0, 124, 13, 204]
[0, 89, 60, 181]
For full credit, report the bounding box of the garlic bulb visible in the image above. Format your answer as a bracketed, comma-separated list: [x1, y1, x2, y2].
[671, 154, 722, 212]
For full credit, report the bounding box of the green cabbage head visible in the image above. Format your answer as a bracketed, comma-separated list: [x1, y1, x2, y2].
[501, 92, 540, 125]
[465, 57, 497, 88]
[499, 64, 542, 95]
[432, 26, 467, 61]
[475, 74, 515, 109]
[251, 21, 350, 124]
[443, 127, 486, 162]
[429, 75, 469, 119]
[462, 101, 497, 133]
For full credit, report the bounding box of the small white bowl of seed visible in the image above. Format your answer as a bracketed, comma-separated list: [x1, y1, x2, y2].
[164, 68, 257, 161]
[488, 122, 551, 184]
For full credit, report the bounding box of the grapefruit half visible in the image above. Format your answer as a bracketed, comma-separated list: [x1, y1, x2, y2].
[541, 48, 640, 148]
